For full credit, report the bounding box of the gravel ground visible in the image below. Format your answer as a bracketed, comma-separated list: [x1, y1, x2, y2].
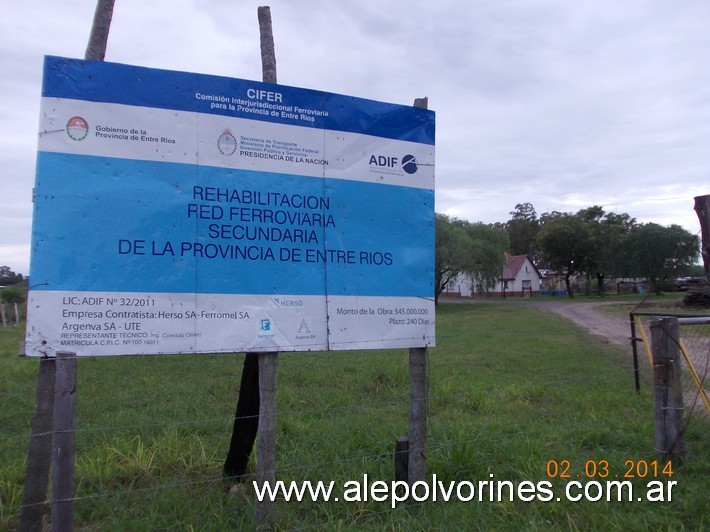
[521, 299, 632, 349]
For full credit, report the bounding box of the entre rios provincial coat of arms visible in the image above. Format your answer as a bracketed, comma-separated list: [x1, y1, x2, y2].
[66, 116, 89, 141]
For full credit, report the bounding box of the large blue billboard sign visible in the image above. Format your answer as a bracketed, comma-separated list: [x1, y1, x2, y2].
[26, 56, 435, 356]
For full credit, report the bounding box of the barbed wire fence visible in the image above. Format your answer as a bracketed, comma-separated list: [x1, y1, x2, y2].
[630, 312, 710, 424]
[2, 318, 709, 529]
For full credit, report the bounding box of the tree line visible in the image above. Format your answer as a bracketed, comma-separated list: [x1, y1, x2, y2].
[437, 202, 700, 301]
[0, 265, 24, 287]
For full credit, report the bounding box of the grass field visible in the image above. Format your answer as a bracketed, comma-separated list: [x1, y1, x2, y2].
[589, 293, 710, 319]
[1, 301, 708, 530]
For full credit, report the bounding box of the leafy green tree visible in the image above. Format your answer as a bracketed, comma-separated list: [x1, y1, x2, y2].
[537, 213, 591, 297]
[435, 214, 509, 303]
[0, 266, 23, 286]
[0, 286, 26, 322]
[536, 207, 636, 297]
[505, 202, 540, 259]
[622, 223, 699, 294]
[463, 221, 510, 294]
[1, 286, 26, 306]
[578, 207, 636, 296]
[435, 214, 473, 304]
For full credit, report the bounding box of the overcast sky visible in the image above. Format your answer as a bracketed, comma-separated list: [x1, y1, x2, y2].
[1, 0, 708, 275]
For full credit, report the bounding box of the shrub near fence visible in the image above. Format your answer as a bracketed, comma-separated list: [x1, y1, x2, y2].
[0, 303, 25, 327]
[2, 304, 710, 530]
[0, 284, 27, 326]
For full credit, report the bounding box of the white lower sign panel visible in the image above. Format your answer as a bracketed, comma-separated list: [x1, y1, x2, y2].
[26, 291, 434, 355]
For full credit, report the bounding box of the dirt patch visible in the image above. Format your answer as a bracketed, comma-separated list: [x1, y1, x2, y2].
[522, 300, 631, 349]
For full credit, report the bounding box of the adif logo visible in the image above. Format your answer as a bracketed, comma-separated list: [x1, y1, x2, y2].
[401, 154, 418, 174]
[368, 154, 418, 174]
[369, 155, 398, 167]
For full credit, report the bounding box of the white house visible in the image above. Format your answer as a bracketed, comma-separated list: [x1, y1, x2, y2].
[444, 254, 542, 298]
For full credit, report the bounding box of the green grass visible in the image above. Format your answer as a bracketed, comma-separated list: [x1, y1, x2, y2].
[533, 291, 684, 305]
[1, 304, 708, 530]
[591, 293, 710, 320]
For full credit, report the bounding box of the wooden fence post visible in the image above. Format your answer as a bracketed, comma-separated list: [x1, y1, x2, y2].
[20, 4, 113, 528]
[255, 351, 278, 525]
[650, 318, 686, 462]
[405, 96, 430, 487]
[254, 7, 279, 526]
[85, 0, 115, 61]
[224, 353, 260, 479]
[224, 6, 279, 486]
[19, 358, 56, 532]
[394, 436, 409, 482]
[50, 352, 77, 532]
[258, 5, 277, 85]
[408, 347, 428, 484]
[629, 313, 641, 392]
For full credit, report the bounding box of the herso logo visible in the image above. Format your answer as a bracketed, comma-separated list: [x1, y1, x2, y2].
[217, 129, 237, 155]
[368, 154, 418, 174]
[66, 116, 89, 141]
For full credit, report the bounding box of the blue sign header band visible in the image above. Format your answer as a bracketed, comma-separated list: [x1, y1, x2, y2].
[41, 56, 435, 145]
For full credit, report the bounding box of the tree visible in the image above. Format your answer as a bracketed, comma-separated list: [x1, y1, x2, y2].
[578, 207, 636, 296]
[1, 286, 25, 324]
[435, 214, 474, 303]
[505, 202, 540, 259]
[463, 221, 510, 294]
[535, 207, 637, 297]
[0, 266, 23, 286]
[623, 223, 699, 294]
[536, 213, 591, 297]
[435, 214, 509, 303]
[1, 286, 26, 315]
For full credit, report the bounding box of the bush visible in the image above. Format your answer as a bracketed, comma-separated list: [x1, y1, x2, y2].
[683, 283, 710, 308]
[0, 286, 26, 305]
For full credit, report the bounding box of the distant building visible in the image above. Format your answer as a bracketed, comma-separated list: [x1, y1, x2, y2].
[443, 254, 542, 298]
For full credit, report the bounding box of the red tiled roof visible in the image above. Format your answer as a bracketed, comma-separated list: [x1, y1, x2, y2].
[501, 254, 527, 280]
[500, 254, 542, 281]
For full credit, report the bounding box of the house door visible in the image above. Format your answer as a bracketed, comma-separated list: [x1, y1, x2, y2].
[522, 280, 532, 298]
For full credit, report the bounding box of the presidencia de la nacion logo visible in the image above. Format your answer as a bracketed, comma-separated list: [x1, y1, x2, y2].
[218, 128, 237, 155]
